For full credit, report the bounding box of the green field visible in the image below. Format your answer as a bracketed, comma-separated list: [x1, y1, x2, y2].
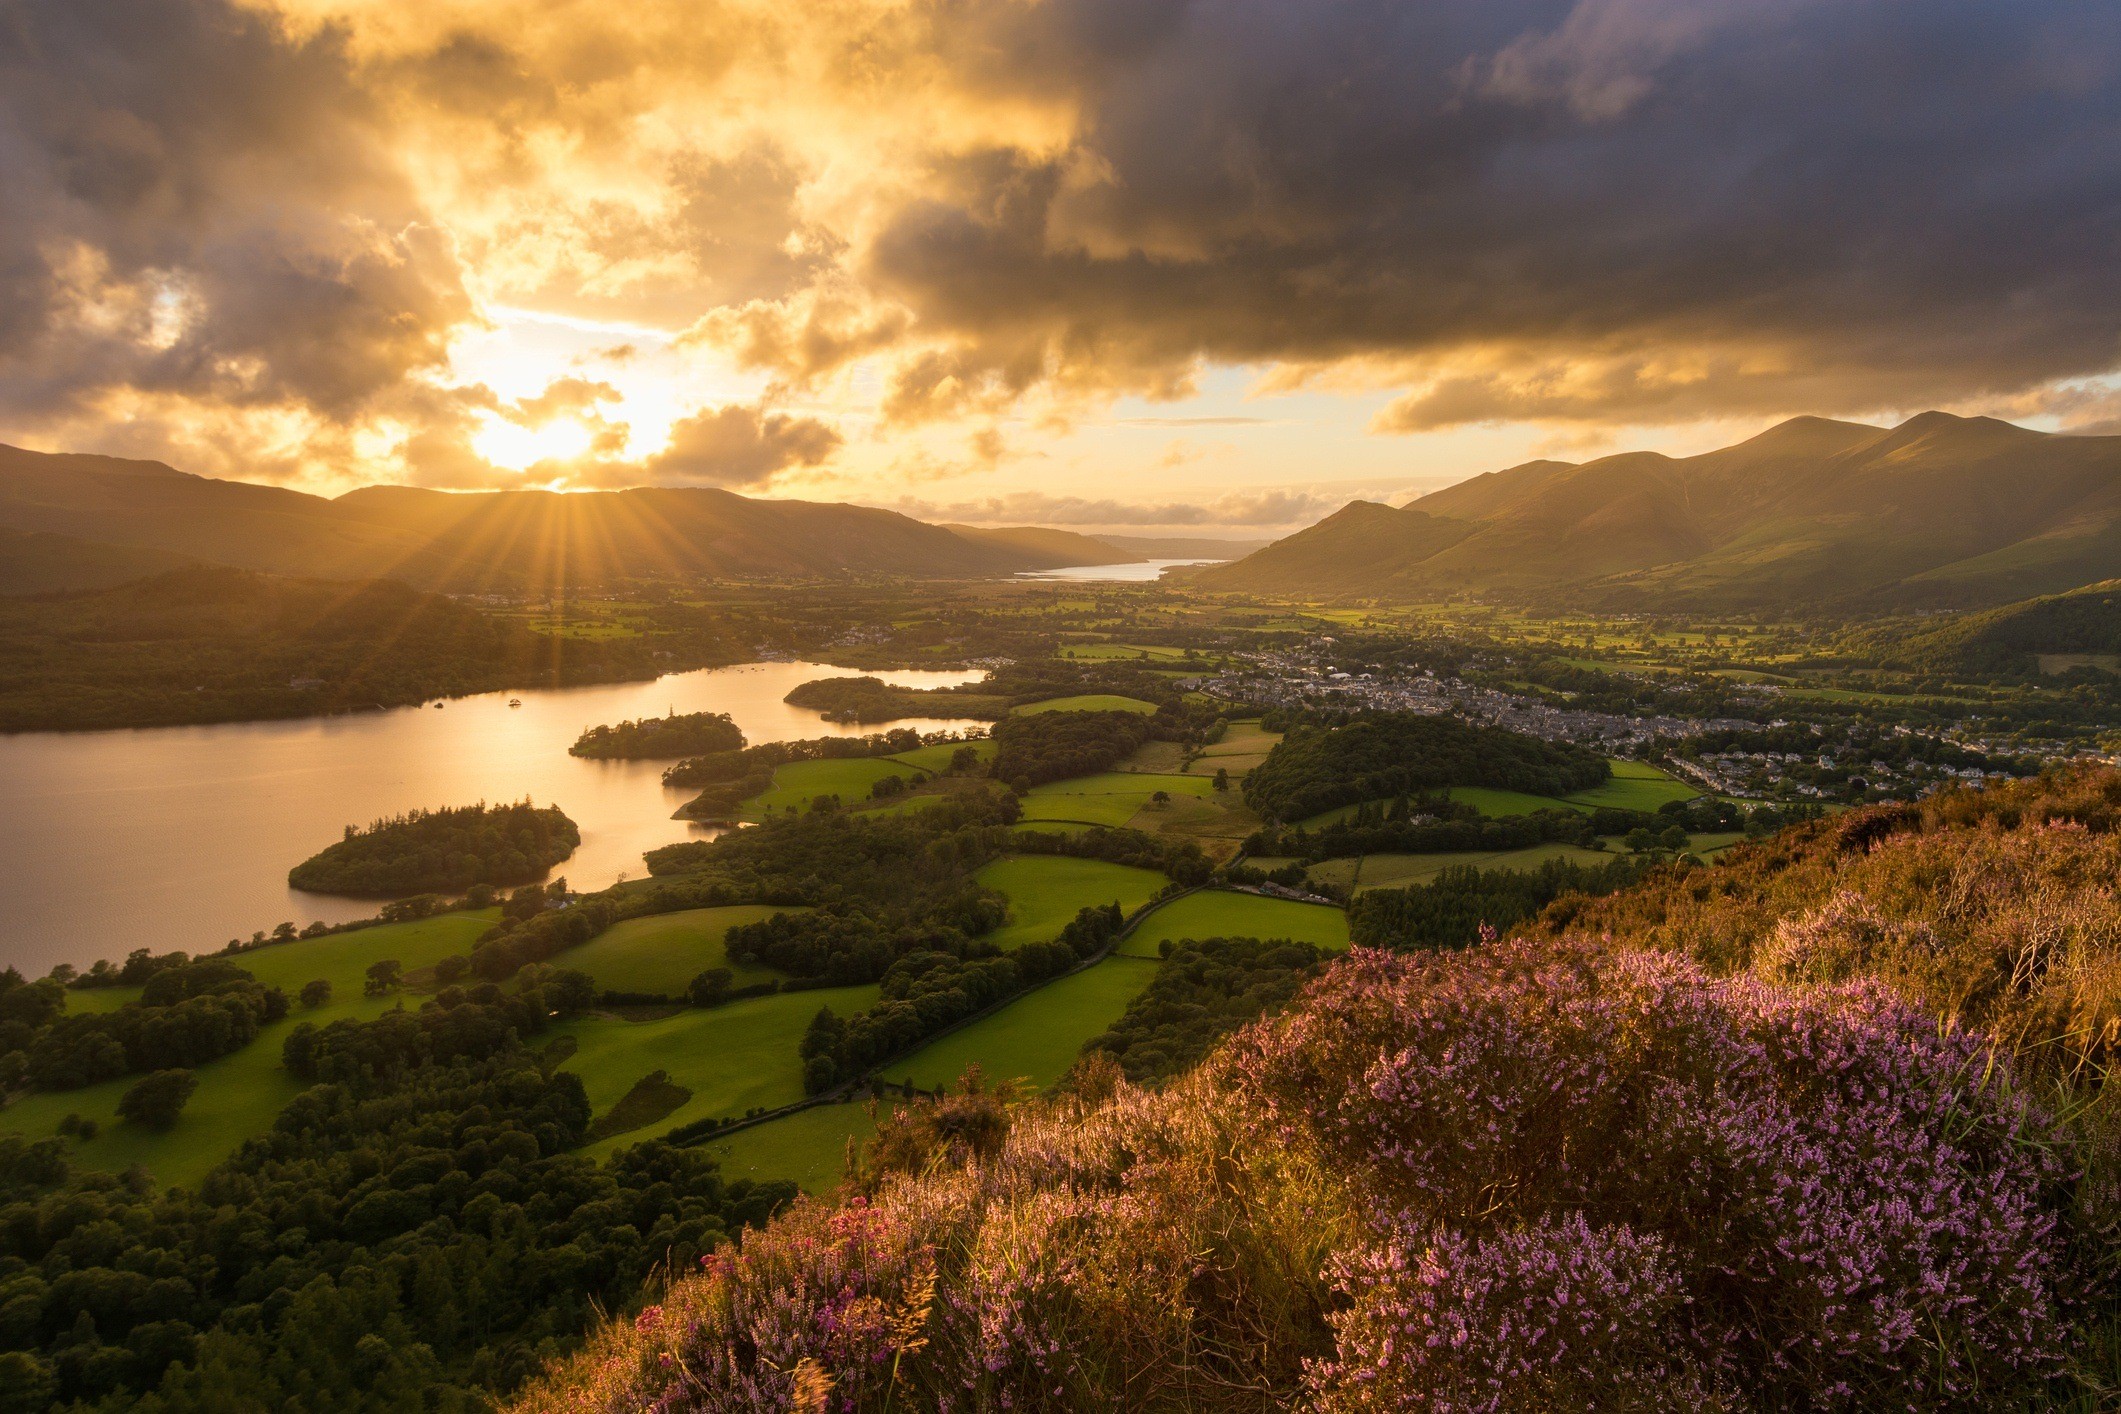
[2, 911, 497, 1186]
[1114, 889, 1348, 958]
[884, 737, 996, 772]
[745, 757, 926, 816]
[1020, 771, 1217, 827]
[1305, 842, 1617, 893]
[975, 856, 1169, 949]
[879, 956, 1160, 1090]
[707, 1101, 880, 1193]
[562, 983, 881, 1159]
[1057, 644, 1190, 662]
[1560, 760, 1699, 812]
[1011, 694, 1160, 715]
[1448, 785, 1589, 817]
[562, 905, 791, 995]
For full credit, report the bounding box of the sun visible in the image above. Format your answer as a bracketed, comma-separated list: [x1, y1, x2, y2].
[472, 414, 597, 471]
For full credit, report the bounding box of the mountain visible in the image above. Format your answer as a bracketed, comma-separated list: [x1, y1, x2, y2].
[1854, 579, 2121, 676]
[939, 524, 1141, 567]
[1095, 533, 1270, 560]
[1197, 413, 2121, 608]
[0, 527, 202, 596]
[0, 444, 1084, 590]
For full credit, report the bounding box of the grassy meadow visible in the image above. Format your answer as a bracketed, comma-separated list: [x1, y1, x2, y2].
[0, 910, 497, 1186]
[1114, 889, 1349, 958]
[974, 856, 1169, 949]
[879, 956, 1161, 1091]
[562, 904, 791, 995]
[1011, 694, 1160, 715]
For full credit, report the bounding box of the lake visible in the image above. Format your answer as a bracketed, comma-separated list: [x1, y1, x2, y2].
[1013, 558, 1220, 582]
[0, 661, 985, 976]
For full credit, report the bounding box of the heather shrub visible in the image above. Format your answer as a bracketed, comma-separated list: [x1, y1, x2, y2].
[517, 936, 2083, 1413]
[1228, 940, 2073, 1410]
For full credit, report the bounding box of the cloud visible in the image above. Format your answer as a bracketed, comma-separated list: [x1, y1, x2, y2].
[5, 0, 2121, 488]
[891, 487, 1340, 532]
[643, 404, 842, 487]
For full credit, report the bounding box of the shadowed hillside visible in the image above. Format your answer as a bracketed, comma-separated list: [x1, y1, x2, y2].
[0, 444, 1119, 593]
[1199, 413, 2121, 608]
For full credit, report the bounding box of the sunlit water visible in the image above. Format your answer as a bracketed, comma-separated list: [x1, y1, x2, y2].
[1013, 558, 1220, 582]
[0, 662, 985, 974]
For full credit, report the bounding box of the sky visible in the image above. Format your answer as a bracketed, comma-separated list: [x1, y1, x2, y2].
[2, 0, 2118, 536]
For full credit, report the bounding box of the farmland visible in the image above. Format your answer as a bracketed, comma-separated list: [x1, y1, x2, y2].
[878, 956, 1161, 1090]
[562, 904, 791, 994]
[1115, 889, 1349, 958]
[974, 856, 1169, 949]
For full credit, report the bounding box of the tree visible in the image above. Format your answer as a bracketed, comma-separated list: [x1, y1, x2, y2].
[689, 967, 735, 1007]
[1213, 768, 1230, 791]
[433, 955, 469, 985]
[299, 979, 332, 1009]
[1151, 790, 1171, 807]
[364, 960, 403, 997]
[116, 1069, 197, 1128]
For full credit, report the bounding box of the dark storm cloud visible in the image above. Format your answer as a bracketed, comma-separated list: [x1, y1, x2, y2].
[0, 0, 467, 422]
[863, 0, 2121, 424]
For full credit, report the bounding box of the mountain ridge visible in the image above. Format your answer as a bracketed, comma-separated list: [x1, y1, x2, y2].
[1196, 412, 2121, 608]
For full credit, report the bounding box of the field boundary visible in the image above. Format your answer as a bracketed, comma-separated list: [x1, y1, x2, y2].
[668, 885, 1203, 1150]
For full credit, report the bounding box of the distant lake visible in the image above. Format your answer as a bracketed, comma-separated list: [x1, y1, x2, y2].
[0, 662, 985, 976]
[1014, 558, 1221, 582]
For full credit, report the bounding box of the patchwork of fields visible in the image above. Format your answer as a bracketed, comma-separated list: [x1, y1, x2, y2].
[7, 703, 1724, 1201]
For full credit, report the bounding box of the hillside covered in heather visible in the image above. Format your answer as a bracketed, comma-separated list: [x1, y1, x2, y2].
[518, 772, 2121, 1413]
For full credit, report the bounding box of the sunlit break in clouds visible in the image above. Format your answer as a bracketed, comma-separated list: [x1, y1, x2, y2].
[2, 0, 2119, 532]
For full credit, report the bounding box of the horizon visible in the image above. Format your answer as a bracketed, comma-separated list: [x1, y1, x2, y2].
[5, 0, 2119, 538]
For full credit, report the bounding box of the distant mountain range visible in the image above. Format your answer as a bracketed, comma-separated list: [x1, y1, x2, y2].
[1196, 413, 2121, 609]
[0, 446, 1254, 595]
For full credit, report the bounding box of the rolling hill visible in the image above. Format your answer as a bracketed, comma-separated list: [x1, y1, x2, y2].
[1197, 413, 2121, 609]
[0, 444, 1115, 592]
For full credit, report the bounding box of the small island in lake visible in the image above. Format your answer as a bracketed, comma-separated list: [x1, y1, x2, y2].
[569, 709, 746, 759]
[288, 800, 580, 895]
[782, 675, 1009, 723]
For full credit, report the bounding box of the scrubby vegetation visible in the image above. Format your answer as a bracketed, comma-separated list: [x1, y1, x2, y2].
[1085, 937, 1326, 1083]
[516, 770, 2121, 1413]
[1241, 712, 1610, 823]
[1349, 854, 1652, 951]
[569, 710, 744, 760]
[287, 801, 579, 896]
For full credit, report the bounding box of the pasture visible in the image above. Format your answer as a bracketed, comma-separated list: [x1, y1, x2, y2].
[707, 1101, 880, 1193]
[1560, 759, 1699, 812]
[1019, 771, 1216, 828]
[1057, 643, 1191, 662]
[744, 757, 925, 816]
[1114, 889, 1348, 958]
[884, 737, 996, 773]
[563, 983, 882, 1159]
[879, 956, 1160, 1091]
[1011, 694, 1160, 715]
[974, 855, 1169, 950]
[562, 904, 790, 995]
[1304, 842, 1618, 893]
[3, 910, 498, 1186]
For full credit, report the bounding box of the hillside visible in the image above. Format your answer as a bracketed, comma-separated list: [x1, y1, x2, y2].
[0, 527, 201, 596]
[939, 524, 1140, 567]
[0, 565, 684, 730]
[519, 771, 2121, 1412]
[1197, 413, 2121, 609]
[0, 444, 1111, 591]
[1853, 579, 2121, 676]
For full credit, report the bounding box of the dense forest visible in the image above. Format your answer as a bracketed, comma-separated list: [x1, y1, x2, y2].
[1084, 937, 1326, 1083]
[287, 802, 579, 896]
[0, 567, 721, 732]
[987, 709, 1156, 788]
[782, 677, 1009, 723]
[0, 957, 288, 1094]
[568, 711, 744, 760]
[1347, 855, 1652, 951]
[0, 968, 792, 1411]
[1241, 712, 1610, 822]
